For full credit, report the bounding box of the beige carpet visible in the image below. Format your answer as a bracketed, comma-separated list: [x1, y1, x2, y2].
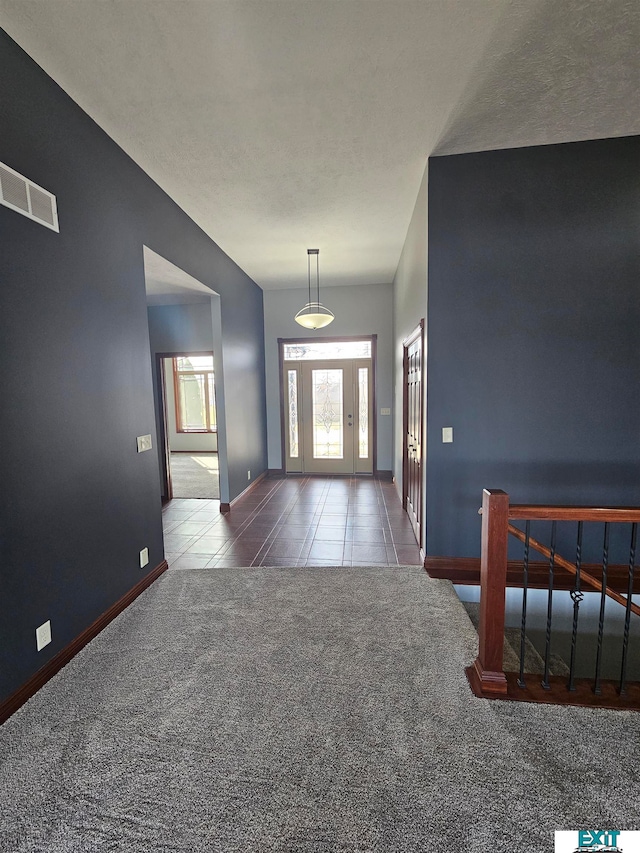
[170, 452, 219, 499]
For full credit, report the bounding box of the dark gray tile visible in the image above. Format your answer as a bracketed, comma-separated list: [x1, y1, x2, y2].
[313, 527, 346, 542]
[351, 543, 388, 563]
[348, 528, 386, 544]
[308, 541, 345, 561]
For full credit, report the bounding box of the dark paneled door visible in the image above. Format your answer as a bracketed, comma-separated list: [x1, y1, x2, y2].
[403, 321, 424, 548]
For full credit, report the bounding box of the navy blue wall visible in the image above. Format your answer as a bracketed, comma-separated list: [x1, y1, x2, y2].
[426, 136, 640, 558]
[0, 31, 267, 704]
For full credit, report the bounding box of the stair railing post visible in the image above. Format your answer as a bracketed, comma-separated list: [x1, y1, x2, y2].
[469, 488, 509, 697]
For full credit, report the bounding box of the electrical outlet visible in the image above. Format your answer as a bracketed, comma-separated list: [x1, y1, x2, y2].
[136, 434, 152, 453]
[36, 620, 51, 652]
[380, 407, 391, 415]
[140, 547, 149, 568]
[247, 469, 251, 481]
[442, 427, 454, 443]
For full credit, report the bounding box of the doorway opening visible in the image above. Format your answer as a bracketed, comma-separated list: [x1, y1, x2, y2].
[402, 321, 424, 548]
[144, 245, 230, 507]
[159, 353, 219, 500]
[279, 336, 376, 475]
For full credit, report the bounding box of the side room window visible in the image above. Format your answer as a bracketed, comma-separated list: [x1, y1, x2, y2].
[173, 356, 216, 433]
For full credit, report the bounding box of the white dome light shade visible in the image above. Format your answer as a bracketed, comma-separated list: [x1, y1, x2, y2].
[294, 302, 335, 330]
[295, 249, 334, 330]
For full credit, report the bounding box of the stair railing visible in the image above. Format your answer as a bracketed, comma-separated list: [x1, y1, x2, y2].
[466, 489, 640, 709]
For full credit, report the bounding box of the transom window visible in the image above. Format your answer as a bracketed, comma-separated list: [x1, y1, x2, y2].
[173, 355, 216, 433]
[283, 340, 372, 361]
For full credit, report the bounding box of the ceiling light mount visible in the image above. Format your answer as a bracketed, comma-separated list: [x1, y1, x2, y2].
[294, 248, 335, 330]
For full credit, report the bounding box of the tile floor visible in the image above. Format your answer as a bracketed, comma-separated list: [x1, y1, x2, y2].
[162, 475, 422, 569]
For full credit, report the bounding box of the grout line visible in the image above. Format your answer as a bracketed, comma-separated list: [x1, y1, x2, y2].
[378, 478, 399, 566]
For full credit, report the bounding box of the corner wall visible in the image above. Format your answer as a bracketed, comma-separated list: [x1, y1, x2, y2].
[392, 165, 428, 538]
[0, 30, 267, 706]
[427, 136, 640, 558]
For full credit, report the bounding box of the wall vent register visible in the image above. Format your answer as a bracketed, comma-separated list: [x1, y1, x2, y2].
[0, 161, 59, 232]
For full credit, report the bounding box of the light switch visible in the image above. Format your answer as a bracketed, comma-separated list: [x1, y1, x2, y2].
[137, 434, 152, 453]
[380, 407, 391, 415]
[442, 427, 454, 443]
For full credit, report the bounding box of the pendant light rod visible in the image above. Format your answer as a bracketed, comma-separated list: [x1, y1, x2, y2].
[308, 248, 319, 304]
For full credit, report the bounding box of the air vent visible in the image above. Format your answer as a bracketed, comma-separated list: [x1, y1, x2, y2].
[0, 161, 59, 232]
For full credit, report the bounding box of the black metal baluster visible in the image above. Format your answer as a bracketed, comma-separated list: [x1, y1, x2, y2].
[567, 521, 583, 692]
[594, 522, 610, 695]
[517, 520, 531, 688]
[542, 521, 556, 690]
[619, 523, 637, 696]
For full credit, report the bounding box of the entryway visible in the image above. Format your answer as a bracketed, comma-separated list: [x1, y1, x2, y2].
[280, 338, 375, 475]
[157, 353, 219, 500]
[162, 475, 422, 568]
[144, 246, 231, 507]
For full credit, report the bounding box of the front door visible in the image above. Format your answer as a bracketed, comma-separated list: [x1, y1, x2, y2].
[283, 351, 373, 475]
[302, 360, 354, 474]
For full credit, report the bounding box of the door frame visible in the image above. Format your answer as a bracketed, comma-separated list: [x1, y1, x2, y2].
[402, 320, 425, 547]
[155, 350, 215, 503]
[277, 335, 378, 476]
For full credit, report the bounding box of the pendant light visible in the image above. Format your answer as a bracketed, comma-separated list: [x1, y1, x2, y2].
[294, 248, 334, 330]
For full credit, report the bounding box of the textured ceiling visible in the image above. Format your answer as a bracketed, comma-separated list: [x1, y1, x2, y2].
[1, 1, 638, 290]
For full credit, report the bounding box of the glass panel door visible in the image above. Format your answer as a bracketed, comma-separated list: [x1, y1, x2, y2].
[311, 368, 344, 459]
[301, 361, 354, 474]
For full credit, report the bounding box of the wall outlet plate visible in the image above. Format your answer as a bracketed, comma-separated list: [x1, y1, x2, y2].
[36, 620, 52, 651]
[136, 434, 152, 453]
[442, 426, 454, 443]
[140, 547, 149, 568]
[380, 407, 391, 415]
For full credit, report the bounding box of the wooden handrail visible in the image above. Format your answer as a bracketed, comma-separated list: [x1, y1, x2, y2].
[480, 505, 640, 522]
[508, 505, 640, 523]
[507, 523, 640, 617]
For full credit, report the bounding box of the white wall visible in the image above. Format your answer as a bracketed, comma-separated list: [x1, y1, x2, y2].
[263, 283, 394, 472]
[164, 358, 218, 452]
[392, 164, 428, 540]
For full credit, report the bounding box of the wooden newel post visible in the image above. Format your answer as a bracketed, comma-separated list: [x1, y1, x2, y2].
[467, 489, 509, 697]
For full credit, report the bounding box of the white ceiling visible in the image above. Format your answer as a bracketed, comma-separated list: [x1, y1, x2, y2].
[1, 1, 638, 290]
